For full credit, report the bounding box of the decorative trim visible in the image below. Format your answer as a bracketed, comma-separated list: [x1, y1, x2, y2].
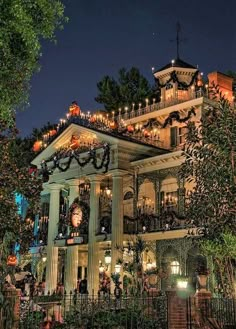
[162, 107, 196, 128]
[155, 70, 199, 89]
[39, 144, 110, 182]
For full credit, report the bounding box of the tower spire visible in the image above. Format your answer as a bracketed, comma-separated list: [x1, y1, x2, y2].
[176, 22, 181, 59]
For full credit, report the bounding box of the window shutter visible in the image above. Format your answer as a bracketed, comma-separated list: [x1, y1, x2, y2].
[170, 127, 177, 147]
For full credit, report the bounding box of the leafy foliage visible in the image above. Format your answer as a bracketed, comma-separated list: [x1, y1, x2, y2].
[0, 0, 66, 124]
[200, 232, 236, 297]
[95, 67, 155, 112]
[180, 88, 236, 297]
[0, 122, 42, 287]
[180, 88, 236, 238]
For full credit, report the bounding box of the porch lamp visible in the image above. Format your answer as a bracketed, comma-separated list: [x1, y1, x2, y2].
[42, 256, 47, 263]
[115, 263, 122, 273]
[104, 250, 111, 265]
[105, 177, 111, 197]
[170, 260, 180, 275]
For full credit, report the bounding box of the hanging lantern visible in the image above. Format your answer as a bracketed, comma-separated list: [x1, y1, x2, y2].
[69, 101, 81, 116]
[104, 250, 111, 265]
[127, 125, 134, 133]
[7, 255, 17, 266]
[32, 140, 42, 152]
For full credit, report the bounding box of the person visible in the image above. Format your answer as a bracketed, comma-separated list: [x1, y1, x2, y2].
[114, 282, 122, 299]
[71, 206, 83, 228]
[79, 277, 88, 295]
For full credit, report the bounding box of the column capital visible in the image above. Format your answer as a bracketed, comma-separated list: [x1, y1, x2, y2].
[109, 169, 128, 178]
[66, 178, 80, 187]
[87, 174, 104, 183]
[48, 183, 64, 191]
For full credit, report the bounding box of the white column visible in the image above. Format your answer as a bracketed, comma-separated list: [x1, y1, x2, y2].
[111, 170, 125, 292]
[87, 175, 103, 295]
[65, 180, 80, 293]
[45, 184, 62, 294]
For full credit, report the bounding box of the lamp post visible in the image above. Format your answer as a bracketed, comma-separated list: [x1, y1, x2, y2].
[115, 263, 121, 274]
[104, 250, 111, 265]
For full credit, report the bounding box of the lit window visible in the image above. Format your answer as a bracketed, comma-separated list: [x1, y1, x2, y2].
[170, 260, 180, 274]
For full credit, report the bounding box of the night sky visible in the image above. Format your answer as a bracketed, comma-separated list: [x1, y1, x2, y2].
[16, 0, 236, 137]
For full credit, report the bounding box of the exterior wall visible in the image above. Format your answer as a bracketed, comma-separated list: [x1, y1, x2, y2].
[208, 71, 233, 101]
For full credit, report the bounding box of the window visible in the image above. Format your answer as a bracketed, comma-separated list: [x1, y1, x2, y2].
[170, 127, 177, 147]
[170, 261, 180, 275]
[170, 126, 188, 148]
[165, 83, 174, 100]
[178, 127, 188, 145]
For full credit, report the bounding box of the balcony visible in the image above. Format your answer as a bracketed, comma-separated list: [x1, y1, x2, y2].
[120, 90, 205, 122]
[124, 209, 188, 235]
[120, 91, 236, 123]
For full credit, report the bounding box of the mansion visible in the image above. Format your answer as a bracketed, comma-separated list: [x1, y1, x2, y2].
[28, 58, 235, 296]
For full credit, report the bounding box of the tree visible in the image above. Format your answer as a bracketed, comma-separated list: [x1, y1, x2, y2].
[95, 67, 154, 113]
[200, 232, 236, 297]
[180, 88, 236, 296]
[0, 0, 66, 124]
[0, 0, 66, 303]
[0, 121, 42, 286]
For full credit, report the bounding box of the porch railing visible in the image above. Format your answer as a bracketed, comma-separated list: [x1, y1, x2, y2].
[19, 292, 168, 329]
[187, 297, 236, 329]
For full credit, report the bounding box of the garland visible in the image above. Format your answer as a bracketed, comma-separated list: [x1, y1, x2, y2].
[155, 70, 199, 89]
[39, 144, 110, 182]
[53, 143, 110, 172]
[162, 107, 196, 128]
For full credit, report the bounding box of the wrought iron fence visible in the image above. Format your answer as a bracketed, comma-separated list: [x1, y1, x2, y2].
[187, 297, 236, 329]
[19, 292, 168, 329]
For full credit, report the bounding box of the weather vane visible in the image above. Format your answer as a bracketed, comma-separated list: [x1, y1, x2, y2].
[170, 22, 187, 59]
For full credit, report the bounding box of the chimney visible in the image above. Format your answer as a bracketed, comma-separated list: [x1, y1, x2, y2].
[207, 71, 233, 101]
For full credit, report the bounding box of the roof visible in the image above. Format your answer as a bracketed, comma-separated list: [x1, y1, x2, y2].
[155, 58, 197, 73]
[32, 119, 170, 165]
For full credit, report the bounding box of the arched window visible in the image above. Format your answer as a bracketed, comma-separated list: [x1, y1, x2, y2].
[123, 191, 134, 200]
[170, 260, 180, 274]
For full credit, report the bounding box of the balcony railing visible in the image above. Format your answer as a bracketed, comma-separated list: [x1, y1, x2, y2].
[119, 91, 236, 122]
[124, 210, 188, 234]
[120, 90, 205, 121]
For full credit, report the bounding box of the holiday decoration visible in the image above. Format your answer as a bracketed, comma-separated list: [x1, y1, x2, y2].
[39, 143, 110, 182]
[127, 125, 134, 132]
[143, 130, 150, 138]
[70, 135, 80, 149]
[49, 129, 57, 137]
[90, 116, 96, 123]
[69, 101, 81, 116]
[162, 107, 196, 128]
[7, 255, 17, 266]
[155, 70, 199, 89]
[32, 140, 42, 152]
[110, 121, 117, 129]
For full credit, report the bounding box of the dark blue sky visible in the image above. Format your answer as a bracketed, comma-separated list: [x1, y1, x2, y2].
[16, 0, 236, 136]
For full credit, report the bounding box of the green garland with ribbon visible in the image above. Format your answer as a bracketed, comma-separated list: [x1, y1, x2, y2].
[39, 143, 110, 182]
[155, 70, 199, 89]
